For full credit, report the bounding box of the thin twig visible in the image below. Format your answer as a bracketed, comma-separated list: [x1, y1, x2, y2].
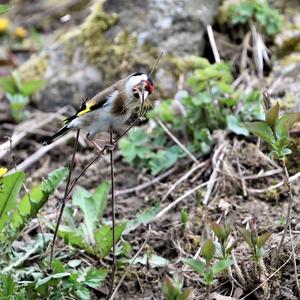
[161, 160, 208, 203]
[203, 142, 227, 205]
[50, 129, 80, 266]
[274, 159, 300, 295]
[109, 229, 150, 300]
[106, 129, 116, 300]
[248, 170, 300, 194]
[155, 181, 209, 220]
[115, 166, 177, 197]
[156, 118, 199, 164]
[7, 133, 73, 174]
[206, 25, 220, 63]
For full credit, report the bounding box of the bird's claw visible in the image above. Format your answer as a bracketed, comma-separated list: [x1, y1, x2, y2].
[104, 143, 115, 152]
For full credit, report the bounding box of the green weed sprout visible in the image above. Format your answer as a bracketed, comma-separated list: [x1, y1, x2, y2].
[209, 218, 238, 259]
[0, 71, 46, 122]
[183, 239, 232, 297]
[162, 274, 193, 300]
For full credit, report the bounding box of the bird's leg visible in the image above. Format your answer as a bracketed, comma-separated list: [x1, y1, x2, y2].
[86, 134, 104, 155]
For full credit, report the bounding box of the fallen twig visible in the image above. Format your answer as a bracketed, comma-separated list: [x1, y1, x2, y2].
[109, 229, 150, 300]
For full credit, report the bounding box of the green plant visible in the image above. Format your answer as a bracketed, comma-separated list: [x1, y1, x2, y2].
[0, 259, 108, 300]
[0, 71, 46, 122]
[223, 0, 282, 36]
[0, 168, 68, 244]
[0, 4, 8, 15]
[58, 181, 126, 258]
[243, 98, 300, 291]
[120, 127, 184, 175]
[162, 274, 193, 300]
[240, 225, 271, 265]
[181, 208, 188, 230]
[183, 239, 232, 296]
[209, 218, 237, 259]
[120, 58, 263, 174]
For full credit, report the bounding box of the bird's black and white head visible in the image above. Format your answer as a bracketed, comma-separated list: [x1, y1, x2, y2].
[125, 72, 154, 104]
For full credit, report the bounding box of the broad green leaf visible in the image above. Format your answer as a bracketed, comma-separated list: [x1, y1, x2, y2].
[130, 254, 169, 268]
[243, 121, 274, 145]
[277, 111, 300, 138]
[257, 231, 272, 249]
[209, 222, 226, 242]
[183, 258, 206, 274]
[227, 115, 249, 136]
[0, 4, 8, 15]
[94, 223, 126, 258]
[9, 168, 67, 239]
[265, 102, 280, 132]
[84, 267, 108, 289]
[125, 203, 160, 233]
[201, 239, 215, 263]
[0, 77, 17, 94]
[212, 258, 232, 274]
[73, 182, 109, 242]
[162, 275, 180, 300]
[75, 287, 90, 300]
[68, 259, 82, 268]
[20, 79, 46, 96]
[35, 272, 70, 288]
[178, 288, 193, 300]
[0, 172, 25, 231]
[240, 229, 253, 248]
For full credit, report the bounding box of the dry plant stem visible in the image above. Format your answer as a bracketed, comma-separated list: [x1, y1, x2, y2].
[50, 129, 80, 266]
[206, 25, 220, 63]
[156, 118, 199, 164]
[275, 159, 300, 294]
[106, 129, 116, 300]
[109, 230, 150, 300]
[240, 253, 292, 300]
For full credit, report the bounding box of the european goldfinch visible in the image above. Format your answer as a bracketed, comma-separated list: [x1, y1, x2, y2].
[43, 72, 154, 149]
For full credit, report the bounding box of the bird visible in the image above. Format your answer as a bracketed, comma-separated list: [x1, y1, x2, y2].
[43, 72, 154, 151]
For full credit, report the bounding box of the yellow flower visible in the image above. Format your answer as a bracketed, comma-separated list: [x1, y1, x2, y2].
[0, 17, 9, 33]
[14, 26, 28, 39]
[0, 167, 8, 178]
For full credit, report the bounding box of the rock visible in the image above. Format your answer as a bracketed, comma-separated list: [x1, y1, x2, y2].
[18, 0, 220, 111]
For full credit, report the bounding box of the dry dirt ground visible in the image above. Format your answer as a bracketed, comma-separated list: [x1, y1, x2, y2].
[1, 108, 300, 299]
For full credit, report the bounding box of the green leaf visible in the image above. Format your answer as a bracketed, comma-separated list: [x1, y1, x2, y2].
[227, 115, 249, 136]
[75, 287, 90, 300]
[35, 272, 70, 288]
[265, 102, 280, 132]
[277, 111, 300, 138]
[0, 4, 9, 15]
[162, 275, 180, 300]
[178, 288, 193, 300]
[209, 222, 226, 242]
[73, 182, 109, 243]
[0, 172, 25, 232]
[9, 168, 67, 240]
[257, 231, 272, 249]
[125, 203, 160, 233]
[130, 254, 169, 268]
[201, 239, 215, 263]
[243, 121, 274, 145]
[0, 77, 18, 94]
[19, 80, 46, 96]
[84, 267, 108, 289]
[240, 229, 253, 248]
[212, 258, 232, 274]
[183, 258, 206, 274]
[94, 223, 126, 258]
[68, 259, 82, 268]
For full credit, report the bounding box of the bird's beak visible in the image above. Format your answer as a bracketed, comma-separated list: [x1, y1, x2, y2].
[138, 90, 149, 104]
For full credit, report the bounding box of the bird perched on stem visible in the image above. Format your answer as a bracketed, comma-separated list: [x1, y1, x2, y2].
[43, 72, 154, 151]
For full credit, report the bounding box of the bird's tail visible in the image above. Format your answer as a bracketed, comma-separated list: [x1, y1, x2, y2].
[43, 125, 71, 145]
